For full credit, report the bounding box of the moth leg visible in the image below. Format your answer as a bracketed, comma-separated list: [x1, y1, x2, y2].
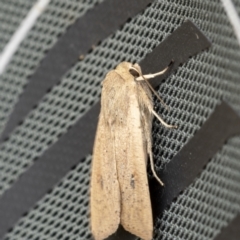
[136, 76, 169, 110]
[147, 110, 176, 186]
[152, 109, 177, 129]
[134, 66, 171, 110]
[135, 66, 169, 81]
[148, 146, 164, 186]
[132, 62, 173, 111]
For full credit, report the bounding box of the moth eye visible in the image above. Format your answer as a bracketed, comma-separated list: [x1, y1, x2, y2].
[129, 67, 140, 77]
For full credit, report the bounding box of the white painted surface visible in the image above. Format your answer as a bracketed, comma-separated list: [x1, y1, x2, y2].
[0, 0, 50, 75]
[221, 0, 240, 45]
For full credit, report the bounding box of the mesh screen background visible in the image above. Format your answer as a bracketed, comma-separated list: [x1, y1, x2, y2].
[0, 0, 239, 239]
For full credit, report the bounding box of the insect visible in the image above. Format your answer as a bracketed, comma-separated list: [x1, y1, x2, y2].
[90, 62, 176, 240]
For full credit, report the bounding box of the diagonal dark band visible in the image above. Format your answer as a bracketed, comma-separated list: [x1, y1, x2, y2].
[150, 101, 240, 218]
[0, 21, 211, 238]
[141, 20, 211, 88]
[0, 0, 154, 142]
[214, 214, 240, 240]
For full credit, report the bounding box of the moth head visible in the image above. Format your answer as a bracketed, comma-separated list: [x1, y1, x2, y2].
[129, 63, 142, 78]
[115, 62, 142, 79]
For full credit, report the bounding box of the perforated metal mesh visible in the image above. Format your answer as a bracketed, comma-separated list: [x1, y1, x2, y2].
[0, 0, 239, 239]
[155, 136, 240, 240]
[4, 155, 93, 240]
[0, 0, 104, 134]
[0, 0, 35, 53]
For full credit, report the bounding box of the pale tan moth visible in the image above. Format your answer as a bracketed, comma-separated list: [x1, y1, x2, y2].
[90, 62, 176, 240]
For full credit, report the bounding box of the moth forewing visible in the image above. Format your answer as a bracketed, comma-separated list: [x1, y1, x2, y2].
[118, 87, 153, 240]
[90, 112, 120, 240]
[91, 61, 174, 240]
[91, 68, 129, 239]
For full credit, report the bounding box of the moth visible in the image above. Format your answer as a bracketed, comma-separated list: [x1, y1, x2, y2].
[90, 62, 176, 240]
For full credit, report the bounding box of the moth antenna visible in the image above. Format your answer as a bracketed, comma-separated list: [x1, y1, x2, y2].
[140, 73, 169, 110]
